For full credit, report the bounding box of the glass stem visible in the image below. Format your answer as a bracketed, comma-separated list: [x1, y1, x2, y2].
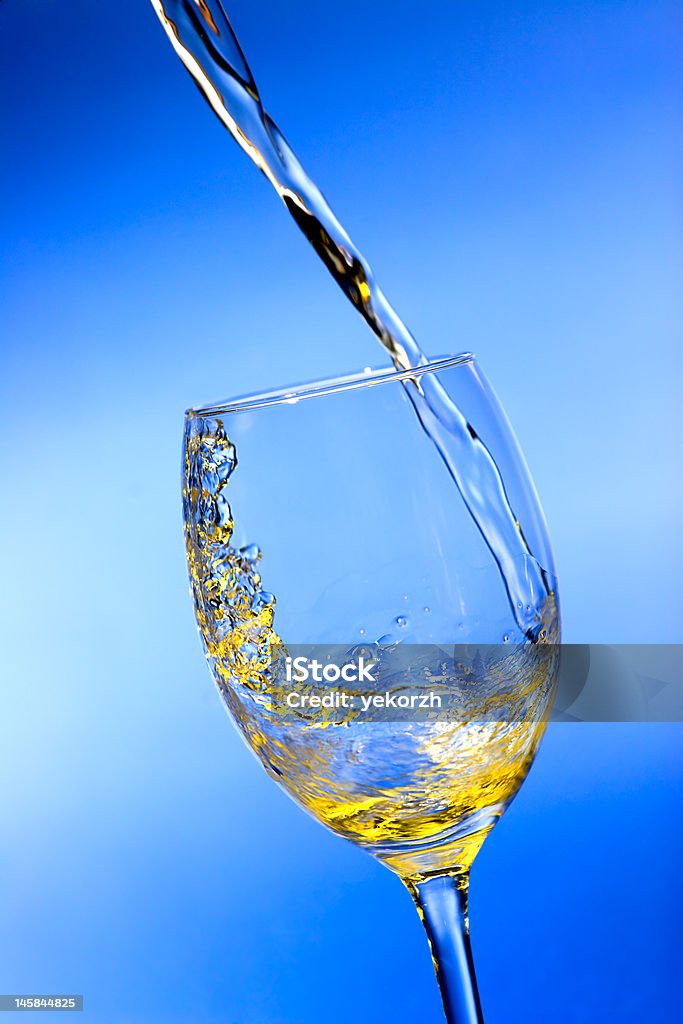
[408, 872, 484, 1024]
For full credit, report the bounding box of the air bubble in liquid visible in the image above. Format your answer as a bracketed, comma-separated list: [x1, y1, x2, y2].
[240, 544, 261, 562]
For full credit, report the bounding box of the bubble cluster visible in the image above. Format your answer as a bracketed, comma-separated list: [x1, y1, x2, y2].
[183, 416, 282, 694]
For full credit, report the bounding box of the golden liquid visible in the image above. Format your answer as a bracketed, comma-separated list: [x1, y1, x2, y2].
[184, 417, 557, 880]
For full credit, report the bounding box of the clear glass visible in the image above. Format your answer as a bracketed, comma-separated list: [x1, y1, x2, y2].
[182, 354, 560, 1023]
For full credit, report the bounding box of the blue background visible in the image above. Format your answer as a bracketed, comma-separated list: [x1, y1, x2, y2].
[1, 1, 681, 1021]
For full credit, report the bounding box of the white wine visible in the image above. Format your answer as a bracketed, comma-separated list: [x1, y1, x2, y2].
[184, 416, 558, 880]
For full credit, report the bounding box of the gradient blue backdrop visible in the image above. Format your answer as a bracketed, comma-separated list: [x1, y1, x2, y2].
[1, 2, 681, 1021]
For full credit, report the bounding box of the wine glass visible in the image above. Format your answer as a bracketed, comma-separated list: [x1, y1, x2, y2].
[182, 353, 559, 1023]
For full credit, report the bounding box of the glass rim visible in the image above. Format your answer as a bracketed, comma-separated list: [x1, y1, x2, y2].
[187, 352, 475, 417]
